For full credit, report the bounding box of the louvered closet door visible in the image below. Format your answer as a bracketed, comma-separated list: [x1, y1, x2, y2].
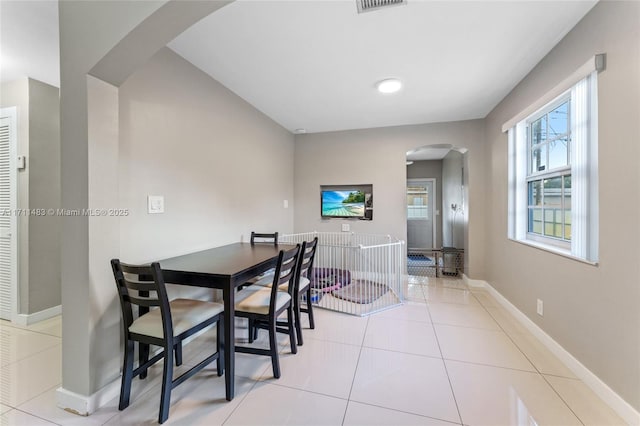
[0, 115, 16, 320]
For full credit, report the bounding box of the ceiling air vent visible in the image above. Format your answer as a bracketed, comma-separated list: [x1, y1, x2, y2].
[357, 0, 407, 14]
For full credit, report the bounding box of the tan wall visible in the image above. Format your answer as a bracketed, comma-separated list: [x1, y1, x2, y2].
[118, 48, 295, 263]
[294, 119, 486, 279]
[442, 150, 465, 249]
[27, 78, 61, 313]
[0, 79, 30, 313]
[484, 1, 640, 410]
[1, 78, 61, 315]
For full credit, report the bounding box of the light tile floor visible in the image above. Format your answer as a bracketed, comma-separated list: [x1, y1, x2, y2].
[0, 277, 627, 425]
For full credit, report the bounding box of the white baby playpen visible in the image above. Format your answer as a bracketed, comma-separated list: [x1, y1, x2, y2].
[280, 232, 405, 316]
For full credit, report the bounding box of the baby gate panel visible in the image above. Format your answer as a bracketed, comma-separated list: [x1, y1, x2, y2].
[280, 232, 405, 316]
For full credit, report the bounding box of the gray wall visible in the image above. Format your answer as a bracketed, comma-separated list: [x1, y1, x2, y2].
[27, 78, 61, 313]
[0, 79, 30, 314]
[58, 1, 227, 398]
[294, 119, 486, 278]
[407, 160, 443, 248]
[119, 48, 294, 263]
[0, 78, 60, 315]
[442, 150, 465, 249]
[484, 1, 640, 410]
[77, 46, 294, 391]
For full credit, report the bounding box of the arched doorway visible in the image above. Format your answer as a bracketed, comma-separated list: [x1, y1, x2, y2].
[406, 144, 468, 277]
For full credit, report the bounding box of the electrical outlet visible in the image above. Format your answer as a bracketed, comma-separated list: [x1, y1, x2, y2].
[536, 299, 544, 316]
[341, 223, 350, 232]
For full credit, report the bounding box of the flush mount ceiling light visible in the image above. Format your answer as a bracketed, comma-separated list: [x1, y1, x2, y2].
[357, 0, 407, 14]
[376, 78, 402, 94]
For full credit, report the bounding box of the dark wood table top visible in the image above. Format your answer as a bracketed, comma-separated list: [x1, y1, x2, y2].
[157, 242, 296, 287]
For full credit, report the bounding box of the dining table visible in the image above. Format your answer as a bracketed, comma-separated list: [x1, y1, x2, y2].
[155, 241, 296, 401]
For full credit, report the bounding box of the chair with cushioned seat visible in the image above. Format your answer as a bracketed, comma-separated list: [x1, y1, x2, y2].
[292, 237, 318, 345]
[249, 238, 318, 346]
[111, 259, 225, 424]
[233, 245, 300, 378]
[237, 231, 280, 291]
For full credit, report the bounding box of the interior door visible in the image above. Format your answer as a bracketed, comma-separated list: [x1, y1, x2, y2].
[407, 179, 436, 249]
[0, 109, 17, 320]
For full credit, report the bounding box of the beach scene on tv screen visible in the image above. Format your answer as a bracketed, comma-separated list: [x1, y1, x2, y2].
[322, 190, 365, 217]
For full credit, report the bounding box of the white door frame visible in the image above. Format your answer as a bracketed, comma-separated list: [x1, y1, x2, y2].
[407, 178, 437, 248]
[0, 107, 18, 322]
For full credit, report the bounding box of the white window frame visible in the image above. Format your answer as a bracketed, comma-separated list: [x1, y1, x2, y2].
[525, 94, 572, 250]
[506, 55, 602, 264]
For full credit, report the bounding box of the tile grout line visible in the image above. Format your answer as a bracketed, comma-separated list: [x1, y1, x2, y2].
[3, 407, 61, 425]
[340, 314, 370, 425]
[0, 321, 63, 340]
[220, 377, 261, 425]
[475, 290, 586, 426]
[0, 343, 62, 410]
[425, 282, 465, 426]
[219, 328, 279, 426]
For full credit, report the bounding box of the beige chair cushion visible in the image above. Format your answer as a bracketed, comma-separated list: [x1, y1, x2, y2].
[129, 298, 224, 339]
[246, 280, 293, 293]
[252, 273, 275, 287]
[235, 287, 291, 315]
[252, 274, 304, 293]
[244, 268, 275, 285]
[299, 276, 310, 292]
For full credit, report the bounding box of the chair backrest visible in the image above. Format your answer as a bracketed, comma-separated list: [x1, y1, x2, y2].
[250, 231, 279, 245]
[297, 237, 319, 282]
[111, 259, 173, 339]
[268, 244, 300, 309]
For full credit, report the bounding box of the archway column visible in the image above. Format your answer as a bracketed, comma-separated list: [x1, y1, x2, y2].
[56, 0, 231, 414]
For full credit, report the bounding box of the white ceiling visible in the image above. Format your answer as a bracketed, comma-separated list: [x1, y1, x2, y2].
[0, 0, 59, 88]
[0, 0, 597, 135]
[169, 0, 597, 134]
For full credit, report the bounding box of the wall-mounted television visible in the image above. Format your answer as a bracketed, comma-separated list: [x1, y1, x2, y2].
[321, 190, 366, 218]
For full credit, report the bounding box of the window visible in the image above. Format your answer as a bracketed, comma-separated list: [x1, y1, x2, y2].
[407, 184, 429, 219]
[527, 98, 572, 248]
[506, 56, 602, 263]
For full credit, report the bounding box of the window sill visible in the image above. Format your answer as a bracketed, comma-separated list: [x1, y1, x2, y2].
[508, 238, 598, 266]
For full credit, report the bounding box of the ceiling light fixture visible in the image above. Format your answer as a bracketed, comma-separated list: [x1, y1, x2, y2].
[357, 0, 407, 14]
[376, 78, 402, 94]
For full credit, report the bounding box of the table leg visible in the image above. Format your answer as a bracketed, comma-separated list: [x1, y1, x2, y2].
[223, 285, 235, 400]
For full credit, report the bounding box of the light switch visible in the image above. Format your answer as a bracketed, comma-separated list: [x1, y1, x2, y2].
[283, 200, 289, 208]
[341, 223, 350, 232]
[147, 195, 164, 214]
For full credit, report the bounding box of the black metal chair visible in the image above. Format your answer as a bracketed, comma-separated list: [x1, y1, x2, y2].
[233, 245, 300, 378]
[111, 259, 224, 424]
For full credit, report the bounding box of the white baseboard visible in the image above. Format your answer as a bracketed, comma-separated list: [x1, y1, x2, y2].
[14, 305, 61, 326]
[461, 274, 487, 288]
[479, 280, 639, 426]
[56, 379, 121, 416]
